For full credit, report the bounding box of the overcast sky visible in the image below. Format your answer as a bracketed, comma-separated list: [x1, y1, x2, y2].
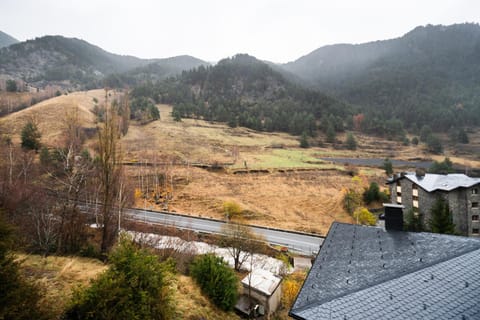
[1, 0, 479, 63]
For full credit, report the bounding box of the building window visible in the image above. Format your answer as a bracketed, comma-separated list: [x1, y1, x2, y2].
[472, 202, 479, 208]
[412, 184, 418, 197]
[473, 228, 480, 234]
[473, 215, 479, 221]
[412, 184, 419, 208]
[473, 188, 478, 195]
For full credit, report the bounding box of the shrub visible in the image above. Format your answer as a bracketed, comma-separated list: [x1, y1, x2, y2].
[429, 157, 454, 174]
[281, 271, 306, 310]
[223, 200, 242, 219]
[64, 234, 175, 319]
[343, 188, 362, 214]
[363, 182, 388, 204]
[190, 254, 238, 311]
[353, 207, 377, 226]
[363, 182, 379, 204]
[0, 214, 48, 320]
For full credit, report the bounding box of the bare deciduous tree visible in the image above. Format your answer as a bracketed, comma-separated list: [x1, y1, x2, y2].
[220, 222, 264, 271]
[96, 89, 127, 254]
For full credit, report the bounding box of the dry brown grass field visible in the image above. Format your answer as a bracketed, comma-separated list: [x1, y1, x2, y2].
[3, 90, 480, 235]
[0, 90, 104, 146]
[16, 254, 107, 318]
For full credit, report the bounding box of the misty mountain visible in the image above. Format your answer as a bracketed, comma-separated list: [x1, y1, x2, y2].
[283, 23, 480, 131]
[104, 55, 209, 87]
[0, 35, 207, 89]
[0, 31, 18, 48]
[133, 54, 350, 135]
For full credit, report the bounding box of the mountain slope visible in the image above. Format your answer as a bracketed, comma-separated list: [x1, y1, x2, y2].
[136, 54, 351, 135]
[0, 35, 207, 89]
[0, 31, 18, 48]
[114, 55, 208, 85]
[283, 23, 480, 131]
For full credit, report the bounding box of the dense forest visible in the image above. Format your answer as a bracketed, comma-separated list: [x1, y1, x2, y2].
[131, 54, 352, 136]
[284, 23, 480, 133]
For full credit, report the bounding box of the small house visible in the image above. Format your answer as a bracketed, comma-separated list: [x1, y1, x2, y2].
[235, 269, 282, 317]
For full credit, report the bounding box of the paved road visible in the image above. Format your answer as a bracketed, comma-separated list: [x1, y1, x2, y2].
[125, 208, 324, 255]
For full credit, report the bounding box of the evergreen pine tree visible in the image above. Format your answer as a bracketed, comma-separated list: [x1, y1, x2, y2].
[429, 198, 456, 234]
[299, 131, 309, 148]
[383, 158, 393, 176]
[345, 132, 357, 150]
[21, 120, 42, 151]
[404, 209, 423, 232]
[326, 124, 336, 143]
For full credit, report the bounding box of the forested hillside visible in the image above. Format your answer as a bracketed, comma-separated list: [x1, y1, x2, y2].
[103, 55, 208, 88]
[0, 36, 207, 89]
[283, 23, 480, 133]
[132, 54, 351, 136]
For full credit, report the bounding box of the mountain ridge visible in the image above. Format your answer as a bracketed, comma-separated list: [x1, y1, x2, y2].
[0, 35, 208, 89]
[0, 30, 18, 48]
[282, 23, 480, 131]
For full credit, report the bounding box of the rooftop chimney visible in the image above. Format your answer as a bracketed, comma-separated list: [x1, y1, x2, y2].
[415, 168, 426, 178]
[383, 203, 404, 231]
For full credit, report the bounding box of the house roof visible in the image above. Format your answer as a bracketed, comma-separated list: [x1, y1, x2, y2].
[242, 269, 281, 296]
[289, 222, 480, 320]
[389, 172, 480, 192]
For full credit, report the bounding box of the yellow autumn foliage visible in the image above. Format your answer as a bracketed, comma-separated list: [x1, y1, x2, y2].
[222, 200, 242, 218]
[282, 278, 301, 308]
[353, 207, 377, 226]
[134, 188, 143, 200]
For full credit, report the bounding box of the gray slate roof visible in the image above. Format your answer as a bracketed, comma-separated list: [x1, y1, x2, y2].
[391, 173, 480, 192]
[290, 223, 480, 320]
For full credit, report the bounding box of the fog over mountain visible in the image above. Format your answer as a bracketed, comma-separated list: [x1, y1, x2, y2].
[282, 23, 480, 131]
[0, 31, 18, 48]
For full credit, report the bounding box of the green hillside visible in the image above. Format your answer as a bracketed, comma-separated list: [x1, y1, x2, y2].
[283, 23, 480, 133]
[132, 54, 351, 136]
